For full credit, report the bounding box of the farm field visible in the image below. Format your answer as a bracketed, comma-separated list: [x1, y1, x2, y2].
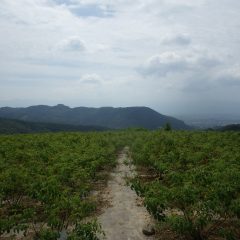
[130, 131, 240, 240]
[0, 130, 240, 240]
[0, 132, 126, 239]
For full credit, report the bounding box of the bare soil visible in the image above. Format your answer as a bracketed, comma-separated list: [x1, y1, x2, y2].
[97, 147, 155, 240]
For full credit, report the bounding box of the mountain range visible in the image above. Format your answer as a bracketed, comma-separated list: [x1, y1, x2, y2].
[0, 105, 190, 131]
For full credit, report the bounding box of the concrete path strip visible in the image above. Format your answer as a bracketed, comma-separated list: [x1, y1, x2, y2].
[98, 147, 155, 240]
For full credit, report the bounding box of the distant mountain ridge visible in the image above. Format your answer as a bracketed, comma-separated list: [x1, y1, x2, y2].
[0, 105, 190, 130]
[216, 124, 240, 131]
[0, 118, 108, 134]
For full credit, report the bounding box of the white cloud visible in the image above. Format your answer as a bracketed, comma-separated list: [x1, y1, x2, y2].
[80, 73, 102, 84]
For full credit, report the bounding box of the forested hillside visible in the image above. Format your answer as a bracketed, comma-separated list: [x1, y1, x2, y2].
[217, 124, 240, 131]
[0, 105, 190, 130]
[0, 118, 108, 134]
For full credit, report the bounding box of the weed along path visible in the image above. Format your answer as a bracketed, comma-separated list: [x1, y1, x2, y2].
[98, 147, 155, 240]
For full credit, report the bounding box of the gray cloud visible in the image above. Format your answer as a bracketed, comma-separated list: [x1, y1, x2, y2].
[141, 52, 189, 77]
[0, 0, 240, 116]
[162, 34, 191, 46]
[216, 65, 240, 86]
[140, 51, 240, 93]
[56, 36, 86, 52]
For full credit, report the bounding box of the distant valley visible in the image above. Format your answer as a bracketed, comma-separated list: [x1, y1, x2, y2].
[177, 114, 240, 129]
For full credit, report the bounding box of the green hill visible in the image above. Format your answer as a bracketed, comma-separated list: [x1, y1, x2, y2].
[0, 105, 190, 130]
[0, 118, 108, 134]
[217, 124, 240, 131]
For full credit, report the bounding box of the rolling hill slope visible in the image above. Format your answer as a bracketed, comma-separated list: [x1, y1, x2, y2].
[0, 105, 190, 130]
[217, 124, 240, 131]
[0, 118, 108, 134]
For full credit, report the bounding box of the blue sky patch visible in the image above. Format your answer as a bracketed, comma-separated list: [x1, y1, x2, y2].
[69, 4, 115, 18]
[53, 0, 115, 18]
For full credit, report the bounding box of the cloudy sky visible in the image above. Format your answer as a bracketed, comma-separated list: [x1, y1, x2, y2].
[0, 0, 240, 115]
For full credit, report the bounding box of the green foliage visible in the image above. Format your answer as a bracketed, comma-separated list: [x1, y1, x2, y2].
[0, 132, 121, 238]
[130, 131, 240, 240]
[68, 220, 104, 240]
[34, 229, 60, 240]
[1, 130, 240, 239]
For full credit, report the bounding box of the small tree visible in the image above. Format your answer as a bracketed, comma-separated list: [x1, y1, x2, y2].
[164, 122, 172, 131]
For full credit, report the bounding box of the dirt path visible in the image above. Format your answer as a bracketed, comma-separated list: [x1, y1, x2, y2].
[98, 147, 155, 240]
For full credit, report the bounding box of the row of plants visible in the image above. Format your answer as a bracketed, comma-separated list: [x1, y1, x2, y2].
[0, 131, 126, 239]
[130, 131, 240, 240]
[1, 129, 240, 240]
